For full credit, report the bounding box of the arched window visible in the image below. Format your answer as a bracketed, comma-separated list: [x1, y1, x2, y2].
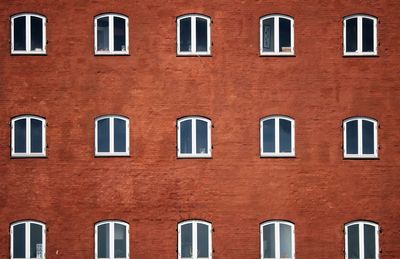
[95, 115, 129, 156]
[260, 116, 295, 157]
[95, 221, 129, 259]
[343, 14, 377, 56]
[11, 115, 46, 157]
[345, 221, 379, 259]
[177, 116, 211, 158]
[260, 221, 295, 259]
[178, 220, 212, 259]
[11, 13, 46, 54]
[95, 13, 129, 55]
[260, 14, 294, 55]
[343, 117, 378, 158]
[11, 221, 46, 259]
[177, 14, 211, 55]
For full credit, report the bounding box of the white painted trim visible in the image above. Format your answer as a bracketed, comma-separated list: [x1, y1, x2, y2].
[178, 220, 212, 259]
[11, 13, 46, 54]
[343, 14, 378, 56]
[11, 115, 46, 157]
[95, 115, 130, 157]
[345, 221, 379, 259]
[177, 14, 211, 56]
[260, 116, 295, 157]
[260, 221, 295, 259]
[260, 15, 294, 56]
[343, 117, 378, 158]
[95, 221, 130, 259]
[177, 116, 212, 158]
[94, 13, 129, 55]
[10, 221, 46, 259]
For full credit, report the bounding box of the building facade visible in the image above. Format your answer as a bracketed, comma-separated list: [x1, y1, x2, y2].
[1, 0, 400, 258]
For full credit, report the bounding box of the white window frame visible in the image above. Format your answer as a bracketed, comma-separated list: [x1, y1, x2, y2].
[94, 13, 129, 55]
[11, 115, 46, 157]
[177, 14, 211, 56]
[178, 220, 212, 259]
[177, 116, 212, 158]
[345, 221, 379, 259]
[11, 13, 47, 54]
[95, 115, 130, 157]
[259, 14, 294, 56]
[343, 117, 378, 159]
[343, 14, 378, 56]
[95, 221, 130, 259]
[260, 116, 295, 157]
[10, 220, 46, 259]
[260, 221, 295, 259]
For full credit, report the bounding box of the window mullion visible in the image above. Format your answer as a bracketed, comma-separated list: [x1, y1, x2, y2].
[193, 222, 198, 259]
[275, 118, 279, 153]
[275, 223, 280, 259]
[42, 18, 46, 52]
[110, 16, 114, 52]
[26, 15, 31, 52]
[291, 20, 294, 52]
[192, 17, 196, 53]
[110, 118, 115, 153]
[192, 119, 196, 154]
[110, 223, 115, 259]
[357, 17, 362, 53]
[358, 120, 363, 155]
[207, 18, 211, 53]
[27, 118, 31, 154]
[274, 17, 279, 53]
[359, 223, 364, 259]
[26, 223, 31, 259]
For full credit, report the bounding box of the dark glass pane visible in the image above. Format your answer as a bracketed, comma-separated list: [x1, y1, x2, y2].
[31, 119, 43, 153]
[362, 120, 374, 154]
[196, 17, 207, 52]
[346, 120, 358, 154]
[179, 17, 191, 52]
[14, 16, 26, 51]
[196, 120, 208, 154]
[31, 16, 43, 51]
[346, 18, 358, 52]
[280, 224, 292, 258]
[362, 18, 374, 52]
[98, 224, 110, 258]
[279, 119, 292, 153]
[13, 223, 26, 258]
[263, 224, 275, 258]
[114, 17, 126, 51]
[263, 119, 275, 153]
[97, 17, 109, 51]
[197, 223, 209, 257]
[279, 18, 291, 52]
[348, 224, 360, 259]
[180, 120, 192, 154]
[114, 223, 127, 258]
[98, 118, 110, 152]
[181, 223, 193, 257]
[15, 119, 27, 153]
[263, 18, 274, 52]
[364, 224, 376, 259]
[114, 118, 126, 152]
[30, 223, 43, 258]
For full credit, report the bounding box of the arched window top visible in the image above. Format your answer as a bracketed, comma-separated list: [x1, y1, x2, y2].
[177, 14, 211, 56]
[95, 115, 130, 156]
[345, 221, 379, 259]
[177, 116, 212, 158]
[11, 13, 47, 54]
[178, 220, 212, 259]
[11, 220, 46, 259]
[260, 14, 294, 56]
[343, 117, 378, 158]
[94, 13, 129, 55]
[11, 115, 46, 157]
[343, 14, 377, 56]
[260, 115, 295, 157]
[95, 220, 130, 259]
[178, 219, 212, 227]
[260, 220, 295, 259]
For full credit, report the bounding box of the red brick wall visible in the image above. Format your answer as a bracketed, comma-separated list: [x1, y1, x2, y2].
[0, 0, 399, 258]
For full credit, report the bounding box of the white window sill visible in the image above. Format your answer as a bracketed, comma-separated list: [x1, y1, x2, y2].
[95, 51, 129, 56]
[344, 154, 378, 159]
[11, 153, 46, 158]
[11, 51, 46, 55]
[260, 153, 295, 158]
[177, 153, 212, 158]
[95, 152, 130, 157]
[260, 52, 295, 56]
[177, 51, 211, 56]
[343, 52, 378, 57]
